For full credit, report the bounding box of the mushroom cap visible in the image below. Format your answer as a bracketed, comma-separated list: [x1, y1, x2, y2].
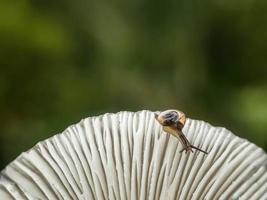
[1, 110, 267, 199]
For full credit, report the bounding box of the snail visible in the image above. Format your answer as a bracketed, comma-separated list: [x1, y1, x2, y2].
[155, 109, 208, 154]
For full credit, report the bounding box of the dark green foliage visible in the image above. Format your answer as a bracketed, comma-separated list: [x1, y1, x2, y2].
[1, 0, 267, 169]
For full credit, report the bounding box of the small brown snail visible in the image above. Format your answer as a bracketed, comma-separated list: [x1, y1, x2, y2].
[155, 109, 208, 154]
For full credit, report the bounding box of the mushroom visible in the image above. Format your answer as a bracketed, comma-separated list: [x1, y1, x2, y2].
[0, 110, 266, 199]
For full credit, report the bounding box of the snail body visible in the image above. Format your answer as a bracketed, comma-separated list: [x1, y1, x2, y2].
[155, 109, 208, 154]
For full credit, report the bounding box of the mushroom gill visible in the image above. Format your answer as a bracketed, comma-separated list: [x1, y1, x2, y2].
[0, 110, 266, 199]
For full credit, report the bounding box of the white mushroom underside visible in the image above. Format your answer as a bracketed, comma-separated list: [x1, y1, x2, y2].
[0, 110, 267, 200]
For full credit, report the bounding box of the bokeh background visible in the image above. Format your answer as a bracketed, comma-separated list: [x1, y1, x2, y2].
[1, 0, 267, 169]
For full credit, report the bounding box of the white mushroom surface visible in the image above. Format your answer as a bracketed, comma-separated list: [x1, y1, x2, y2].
[0, 110, 267, 200]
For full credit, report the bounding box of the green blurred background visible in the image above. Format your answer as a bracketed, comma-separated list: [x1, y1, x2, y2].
[1, 0, 267, 169]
